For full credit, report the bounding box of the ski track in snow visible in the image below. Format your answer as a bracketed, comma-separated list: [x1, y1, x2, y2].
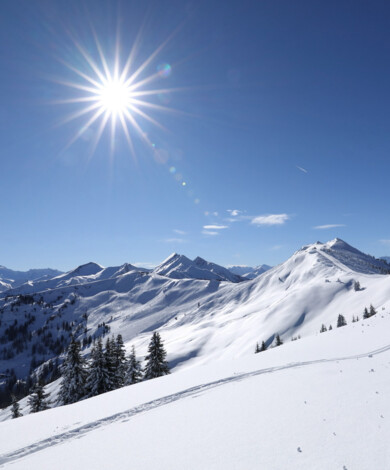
[1, 343, 389, 467]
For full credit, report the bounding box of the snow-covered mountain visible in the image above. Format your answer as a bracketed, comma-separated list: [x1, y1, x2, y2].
[1, 311, 389, 469]
[380, 256, 390, 263]
[0, 266, 62, 290]
[153, 253, 246, 282]
[2, 262, 148, 295]
[228, 264, 272, 279]
[0, 238, 389, 399]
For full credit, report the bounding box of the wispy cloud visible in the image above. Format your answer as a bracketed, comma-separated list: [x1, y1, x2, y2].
[380, 239, 390, 245]
[270, 244, 284, 251]
[134, 262, 156, 269]
[296, 166, 308, 173]
[313, 224, 346, 230]
[227, 209, 242, 217]
[202, 230, 219, 236]
[173, 229, 187, 235]
[162, 238, 186, 243]
[203, 224, 228, 230]
[251, 214, 290, 226]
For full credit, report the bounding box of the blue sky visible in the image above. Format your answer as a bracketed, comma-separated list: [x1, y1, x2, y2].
[1, 0, 390, 271]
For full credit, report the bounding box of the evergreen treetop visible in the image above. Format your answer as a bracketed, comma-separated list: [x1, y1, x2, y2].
[143, 332, 170, 380]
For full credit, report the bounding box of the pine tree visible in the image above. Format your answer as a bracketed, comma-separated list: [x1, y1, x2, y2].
[103, 336, 116, 391]
[363, 307, 369, 319]
[352, 316, 356, 323]
[353, 280, 361, 291]
[85, 338, 112, 397]
[329, 325, 333, 330]
[143, 332, 170, 380]
[320, 324, 327, 333]
[255, 342, 260, 354]
[28, 383, 50, 413]
[59, 337, 87, 405]
[275, 334, 283, 346]
[260, 341, 267, 352]
[113, 334, 127, 388]
[337, 314, 347, 328]
[369, 304, 377, 317]
[125, 346, 143, 385]
[11, 395, 22, 419]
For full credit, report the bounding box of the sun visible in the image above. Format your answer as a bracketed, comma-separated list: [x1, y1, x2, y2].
[97, 77, 132, 116]
[54, 27, 182, 157]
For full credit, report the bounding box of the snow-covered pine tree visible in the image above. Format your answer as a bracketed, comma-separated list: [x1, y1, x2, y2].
[329, 325, 333, 330]
[363, 307, 369, 319]
[28, 383, 50, 413]
[255, 342, 260, 354]
[275, 334, 283, 346]
[320, 324, 327, 333]
[103, 336, 116, 391]
[85, 338, 112, 397]
[260, 341, 267, 352]
[337, 314, 347, 327]
[143, 332, 170, 380]
[125, 345, 143, 385]
[369, 304, 377, 317]
[11, 395, 22, 419]
[113, 334, 127, 388]
[59, 337, 87, 405]
[353, 280, 361, 291]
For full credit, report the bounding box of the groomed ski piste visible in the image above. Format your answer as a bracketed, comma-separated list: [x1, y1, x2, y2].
[0, 310, 389, 469]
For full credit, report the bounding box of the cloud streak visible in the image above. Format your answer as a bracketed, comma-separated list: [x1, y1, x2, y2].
[296, 166, 308, 173]
[313, 224, 346, 230]
[202, 230, 219, 236]
[203, 224, 228, 230]
[251, 214, 290, 226]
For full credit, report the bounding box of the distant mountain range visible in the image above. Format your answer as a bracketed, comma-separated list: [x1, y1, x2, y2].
[228, 264, 272, 279]
[0, 266, 63, 292]
[0, 238, 389, 395]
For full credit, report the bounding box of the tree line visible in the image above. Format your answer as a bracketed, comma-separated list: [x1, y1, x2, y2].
[10, 331, 170, 418]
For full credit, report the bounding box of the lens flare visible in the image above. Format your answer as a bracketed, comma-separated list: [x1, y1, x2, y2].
[157, 63, 172, 78]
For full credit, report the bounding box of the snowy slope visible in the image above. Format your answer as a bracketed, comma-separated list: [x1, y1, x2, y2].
[154, 253, 245, 282]
[0, 281, 12, 293]
[228, 264, 272, 279]
[0, 238, 389, 385]
[0, 312, 389, 469]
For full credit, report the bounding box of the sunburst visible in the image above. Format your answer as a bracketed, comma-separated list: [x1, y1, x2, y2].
[54, 27, 183, 158]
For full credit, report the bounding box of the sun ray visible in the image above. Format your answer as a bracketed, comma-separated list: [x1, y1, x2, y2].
[124, 27, 179, 87]
[57, 57, 103, 90]
[54, 21, 186, 157]
[129, 104, 168, 132]
[65, 107, 105, 150]
[129, 98, 188, 116]
[118, 112, 137, 162]
[89, 111, 110, 159]
[58, 102, 102, 127]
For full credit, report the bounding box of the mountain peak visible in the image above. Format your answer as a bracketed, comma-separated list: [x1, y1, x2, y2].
[71, 262, 104, 276]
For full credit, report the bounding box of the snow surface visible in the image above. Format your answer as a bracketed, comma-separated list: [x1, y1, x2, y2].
[0, 312, 389, 469]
